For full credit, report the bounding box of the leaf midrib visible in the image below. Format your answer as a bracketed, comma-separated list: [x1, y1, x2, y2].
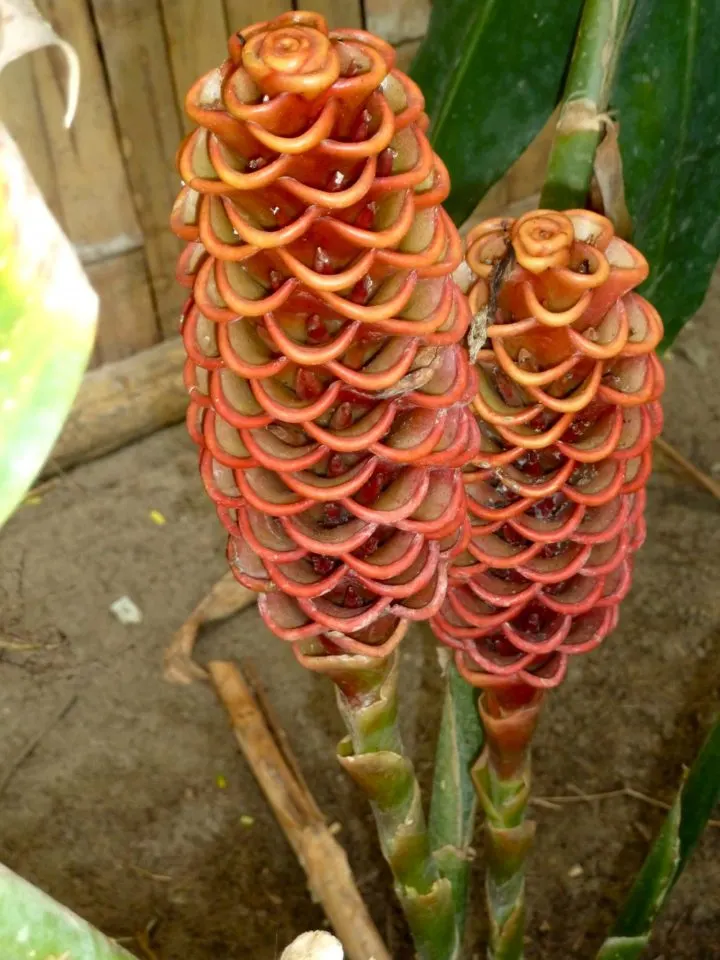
[428, 0, 497, 145]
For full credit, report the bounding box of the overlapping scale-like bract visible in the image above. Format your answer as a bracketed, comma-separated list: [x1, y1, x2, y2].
[172, 11, 477, 662]
[433, 210, 664, 690]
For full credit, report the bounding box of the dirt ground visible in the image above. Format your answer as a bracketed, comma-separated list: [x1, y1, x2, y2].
[1, 277, 719, 960]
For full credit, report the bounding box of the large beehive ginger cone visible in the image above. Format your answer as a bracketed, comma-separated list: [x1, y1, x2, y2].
[433, 209, 664, 691]
[171, 11, 478, 665]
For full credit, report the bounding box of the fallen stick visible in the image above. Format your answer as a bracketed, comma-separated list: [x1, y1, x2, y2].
[241, 657, 321, 819]
[163, 572, 256, 684]
[209, 661, 390, 960]
[654, 435, 720, 502]
[0, 693, 77, 798]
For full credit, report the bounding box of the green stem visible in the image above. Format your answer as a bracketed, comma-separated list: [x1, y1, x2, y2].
[0, 863, 135, 959]
[319, 650, 457, 960]
[473, 691, 544, 960]
[540, 0, 636, 209]
[596, 712, 720, 959]
[429, 654, 484, 957]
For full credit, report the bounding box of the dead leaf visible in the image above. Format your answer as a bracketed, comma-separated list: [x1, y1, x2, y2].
[590, 119, 633, 240]
[373, 347, 441, 398]
[163, 572, 256, 685]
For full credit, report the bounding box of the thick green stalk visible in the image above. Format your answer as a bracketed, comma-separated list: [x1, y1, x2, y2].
[429, 653, 484, 957]
[473, 691, 543, 960]
[540, 0, 636, 210]
[318, 650, 457, 960]
[596, 713, 720, 959]
[0, 863, 134, 959]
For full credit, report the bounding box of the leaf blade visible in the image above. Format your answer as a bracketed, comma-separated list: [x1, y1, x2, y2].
[0, 864, 135, 959]
[596, 714, 720, 958]
[613, 0, 720, 349]
[0, 127, 97, 526]
[411, 0, 583, 225]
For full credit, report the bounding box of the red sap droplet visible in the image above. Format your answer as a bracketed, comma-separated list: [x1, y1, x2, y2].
[330, 402, 353, 430]
[327, 453, 344, 478]
[498, 523, 528, 547]
[296, 368, 324, 400]
[313, 247, 333, 274]
[486, 634, 517, 658]
[376, 147, 394, 178]
[357, 534, 380, 558]
[344, 584, 363, 609]
[352, 108, 372, 143]
[321, 502, 351, 528]
[350, 274, 373, 304]
[269, 269, 284, 290]
[310, 554, 336, 576]
[355, 203, 375, 231]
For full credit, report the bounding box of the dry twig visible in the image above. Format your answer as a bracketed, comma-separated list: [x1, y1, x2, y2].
[135, 919, 161, 960]
[241, 657, 321, 817]
[0, 693, 77, 798]
[533, 782, 720, 827]
[163, 572, 256, 684]
[654, 435, 720, 502]
[209, 660, 390, 960]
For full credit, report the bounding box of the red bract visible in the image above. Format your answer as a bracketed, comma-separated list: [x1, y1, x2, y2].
[432, 209, 664, 690]
[172, 11, 478, 663]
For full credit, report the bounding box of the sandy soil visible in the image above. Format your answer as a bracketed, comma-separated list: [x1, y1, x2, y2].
[1, 278, 719, 959]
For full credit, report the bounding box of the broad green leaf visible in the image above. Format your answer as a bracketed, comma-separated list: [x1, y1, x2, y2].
[613, 0, 720, 350]
[596, 935, 650, 960]
[0, 864, 135, 959]
[411, 0, 583, 225]
[596, 713, 720, 958]
[0, 1, 96, 528]
[0, 128, 97, 527]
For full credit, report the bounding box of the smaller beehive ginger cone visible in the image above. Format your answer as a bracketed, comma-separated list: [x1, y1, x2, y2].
[433, 209, 664, 690]
[171, 11, 478, 664]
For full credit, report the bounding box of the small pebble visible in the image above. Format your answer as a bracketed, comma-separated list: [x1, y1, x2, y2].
[109, 596, 143, 625]
[568, 864, 584, 879]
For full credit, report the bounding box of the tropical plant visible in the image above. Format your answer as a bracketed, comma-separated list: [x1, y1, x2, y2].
[169, 3, 720, 959]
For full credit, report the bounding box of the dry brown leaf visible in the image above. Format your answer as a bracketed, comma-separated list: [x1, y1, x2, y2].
[163, 572, 257, 684]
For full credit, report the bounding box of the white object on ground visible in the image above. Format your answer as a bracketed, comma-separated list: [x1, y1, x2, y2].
[109, 596, 143, 625]
[281, 931, 344, 960]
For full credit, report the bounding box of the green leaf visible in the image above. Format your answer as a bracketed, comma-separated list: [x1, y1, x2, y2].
[0, 127, 97, 527]
[596, 714, 720, 958]
[613, 0, 720, 350]
[595, 935, 650, 960]
[0, 863, 135, 959]
[411, 0, 583, 225]
[428, 654, 484, 947]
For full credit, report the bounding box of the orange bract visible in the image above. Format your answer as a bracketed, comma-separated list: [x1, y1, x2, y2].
[433, 209, 664, 690]
[172, 12, 478, 665]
